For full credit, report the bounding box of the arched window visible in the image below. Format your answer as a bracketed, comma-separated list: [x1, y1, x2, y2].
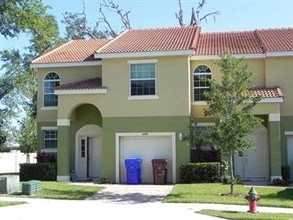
[43, 72, 60, 107]
[193, 65, 212, 101]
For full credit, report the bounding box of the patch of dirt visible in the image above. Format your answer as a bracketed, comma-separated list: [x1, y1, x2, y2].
[220, 193, 243, 197]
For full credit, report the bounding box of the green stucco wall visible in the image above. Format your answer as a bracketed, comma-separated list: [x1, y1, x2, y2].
[102, 116, 190, 182]
[37, 122, 57, 151]
[57, 126, 70, 176]
[268, 121, 282, 177]
[69, 104, 102, 169]
[280, 116, 293, 165]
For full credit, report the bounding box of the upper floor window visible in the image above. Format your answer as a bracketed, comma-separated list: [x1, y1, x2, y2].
[193, 65, 212, 101]
[44, 130, 57, 148]
[44, 72, 60, 106]
[130, 63, 156, 96]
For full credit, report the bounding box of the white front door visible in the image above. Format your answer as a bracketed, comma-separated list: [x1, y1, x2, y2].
[75, 124, 103, 180]
[77, 136, 103, 180]
[88, 137, 103, 178]
[234, 126, 269, 181]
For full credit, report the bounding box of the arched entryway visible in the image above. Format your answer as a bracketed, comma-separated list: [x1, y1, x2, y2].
[234, 125, 269, 181]
[68, 103, 103, 181]
[75, 124, 102, 180]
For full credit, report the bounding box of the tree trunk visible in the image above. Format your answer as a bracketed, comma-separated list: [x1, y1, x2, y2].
[229, 151, 234, 194]
[26, 153, 30, 163]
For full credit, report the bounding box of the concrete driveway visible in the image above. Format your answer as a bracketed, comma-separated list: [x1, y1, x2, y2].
[86, 184, 173, 203]
[0, 184, 223, 220]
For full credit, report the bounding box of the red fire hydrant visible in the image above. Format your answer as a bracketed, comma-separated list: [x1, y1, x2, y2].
[245, 187, 260, 213]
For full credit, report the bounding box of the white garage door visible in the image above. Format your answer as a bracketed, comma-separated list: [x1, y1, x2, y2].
[119, 135, 173, 184]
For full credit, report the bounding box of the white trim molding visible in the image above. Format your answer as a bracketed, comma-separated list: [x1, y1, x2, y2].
[270, 176, 283, 182]
[115, 132, 177, 184]
[57, 175, 70, 182]
[191, 52, 293, 61]
[31, 61, 102, 68]
[41, 106, 57, 111]
[285, 131, 293, 136]
[127, 59, 158, 64]
[95, 50, 194, 59]
[57, 119, 71, 126]
[269, 113, 280, 122]
[259, 97, 283, 103]
[41, 148, 57, 153]
[196, 122, 216, 127]
[192, 101, 208, 105]
[55, 88, 107, 95]
[41, 126, 57, 131]
[266, 51, 293, 57]
[127, 95, 159, 100]
[191, 53, 265, 60]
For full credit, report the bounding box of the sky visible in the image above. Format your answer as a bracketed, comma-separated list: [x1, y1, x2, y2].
[1, 0, 293, 52]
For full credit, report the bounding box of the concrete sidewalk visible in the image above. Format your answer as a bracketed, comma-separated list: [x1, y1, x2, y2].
[1, 183, 293, 220]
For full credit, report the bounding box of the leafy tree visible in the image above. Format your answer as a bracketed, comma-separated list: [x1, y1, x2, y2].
[204, 54, 262, 194]
[0, 0, 61, 149]
[61, 1, 107, 40]
[18, 117, 37, 163]
[0, 0, 52, 38]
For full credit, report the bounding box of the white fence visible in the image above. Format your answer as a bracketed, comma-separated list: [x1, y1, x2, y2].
[0, 150, 37, 173]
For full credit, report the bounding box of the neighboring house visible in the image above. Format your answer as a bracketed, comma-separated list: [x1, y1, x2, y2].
[31, 26, 293, 183]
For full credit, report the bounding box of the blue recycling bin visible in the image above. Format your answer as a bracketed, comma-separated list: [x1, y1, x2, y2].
[125, 158, 142, 184]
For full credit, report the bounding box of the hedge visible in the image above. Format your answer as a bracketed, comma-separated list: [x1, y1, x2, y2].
[180, 162, 221, 183]
[20, 163, 57, 181]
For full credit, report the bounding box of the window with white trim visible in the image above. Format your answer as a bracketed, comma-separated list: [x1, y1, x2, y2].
[44, 72, 60, 106]
[193, 65, 212, 101]
[44, 130, 57, 148]
[130, 63, 156, 96]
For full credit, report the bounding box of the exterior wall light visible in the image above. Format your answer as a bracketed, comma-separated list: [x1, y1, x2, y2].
[178, 132, 183, 141]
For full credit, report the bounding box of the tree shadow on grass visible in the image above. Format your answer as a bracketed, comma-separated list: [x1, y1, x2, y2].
[261, 188, 293, 200]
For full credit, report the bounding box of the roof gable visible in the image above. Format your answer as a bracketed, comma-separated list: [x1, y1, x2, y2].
[32, 39, 109, 64]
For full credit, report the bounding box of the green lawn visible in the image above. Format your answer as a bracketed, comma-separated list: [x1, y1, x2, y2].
[165, 183, 293, 208]
[198, 209, 293, 220]
[0, 201, 25, 208]
[23, 182, 103, 200]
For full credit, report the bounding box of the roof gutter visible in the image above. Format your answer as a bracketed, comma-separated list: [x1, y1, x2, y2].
[30, 61, 102, 68]
[94, 49, 194, 59]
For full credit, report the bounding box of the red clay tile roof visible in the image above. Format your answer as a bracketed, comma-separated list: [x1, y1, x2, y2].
[32, 39, 109, 64]
[55, 77, 103, 91]
[256, 28, 293, 52]
[195, 31, 263, 55]
[196, 28, 293, 55]
[250, 87, 283, 98]
[32, 27, 293, 64]
[96, 26, 200, 54]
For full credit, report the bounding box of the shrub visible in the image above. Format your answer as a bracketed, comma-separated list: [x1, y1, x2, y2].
[36, 152, 57, 163]
[20, 163, 57, 181]
[94, 176, 112, 184]
[281, 165, 290, 182]
[191, 147, 220, 163]
[272, 178, 287, 186]
[180, 162, 221, 183]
